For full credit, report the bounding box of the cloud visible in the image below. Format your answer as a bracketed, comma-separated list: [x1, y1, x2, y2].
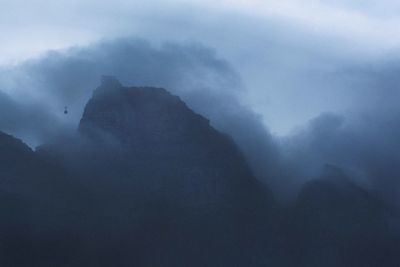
[0, 39, 233, 144]
[0, 90, 62, 145]
[280, 109, 400, 206]
[0, 38, 280, 193]
[2, 0, 400, 136]
[0, 32, 400, 206]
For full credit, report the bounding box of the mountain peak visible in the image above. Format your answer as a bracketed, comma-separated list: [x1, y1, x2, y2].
[75, 78, 272, 208]
[100, 75, 122, 88]
[0, 131, 33, 157]
[79, 78, 211, 146]
[320, 164, 354, 189]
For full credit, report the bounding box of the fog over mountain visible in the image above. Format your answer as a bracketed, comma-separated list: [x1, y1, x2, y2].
[0, 39, 283, 198]
[1, 38, 400, 204]
[1, 1, 400, 266]
[0, 76, 398, 266]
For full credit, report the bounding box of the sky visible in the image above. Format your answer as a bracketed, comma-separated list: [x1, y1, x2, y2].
[1, 0, 400, 202]
[2, 0, 400, 134]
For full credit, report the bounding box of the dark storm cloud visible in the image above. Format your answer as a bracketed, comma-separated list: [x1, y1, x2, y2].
[1, 37, 400, 205]
[259, 52, 400, 202]
[0, 38, 242, 144]
[0, 90, 63, 145]
[0, 38, 279, 190]
[280, 109, 400, 206]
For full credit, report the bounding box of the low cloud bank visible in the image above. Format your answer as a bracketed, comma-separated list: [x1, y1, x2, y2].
[0, 38, 399, 205]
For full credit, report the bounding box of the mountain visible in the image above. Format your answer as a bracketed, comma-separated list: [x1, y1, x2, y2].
[77, 76, 272, 206]
[31, 76, 276, 266]
[0, 132, 82, 266]
[0, 131, 36, 180]
[283, 164, 400, 267]
[1, 77, 398, 266]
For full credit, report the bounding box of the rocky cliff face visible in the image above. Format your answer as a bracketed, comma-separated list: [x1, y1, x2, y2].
[28, 76, 275, 266]
[76, 76, 272, 207]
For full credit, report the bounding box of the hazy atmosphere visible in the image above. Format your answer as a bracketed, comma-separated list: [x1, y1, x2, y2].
[0, 1, 400, 266]
[2, 0, 400, 198]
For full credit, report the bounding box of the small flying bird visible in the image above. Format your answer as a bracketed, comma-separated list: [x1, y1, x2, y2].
[64, 106, 68, 115]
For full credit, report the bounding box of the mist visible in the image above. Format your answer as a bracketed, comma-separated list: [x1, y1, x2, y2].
[1, 1, 400, 265]
[0, 39, 281, 196]
[0, 37, 399, 207]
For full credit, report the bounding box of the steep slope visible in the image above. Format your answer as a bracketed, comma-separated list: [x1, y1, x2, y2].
[0, 132, 82, 266]
[34, 76, 276, 266]
[0, 131, 36, 182]
[0, 131, 37, 228]
[77, 76, 272, 206]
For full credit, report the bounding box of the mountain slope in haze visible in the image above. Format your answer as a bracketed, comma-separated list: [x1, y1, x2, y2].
[77, 76, 273, 206]
[0, 132, 83, 266]
[32, 76, 276, 266]
[0, 77, 399, 267]
[283, 164, 400, 267]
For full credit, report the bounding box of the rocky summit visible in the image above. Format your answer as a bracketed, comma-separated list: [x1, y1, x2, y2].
[77, 76, 273, 207]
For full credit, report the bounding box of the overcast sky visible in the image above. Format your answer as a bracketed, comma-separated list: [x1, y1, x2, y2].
[2, 0, 400, 203]
[1, 0, 400, 134]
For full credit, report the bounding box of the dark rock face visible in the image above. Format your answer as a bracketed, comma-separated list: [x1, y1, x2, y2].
[78, 76, 272, 206]
[74, 76, 276, 266]
[74, 76, 275, 265]
[0, 132, 35, 181]
[0, 132, 81, 267]
[0, 132, 36, 235]
[1, 77, 274, 266]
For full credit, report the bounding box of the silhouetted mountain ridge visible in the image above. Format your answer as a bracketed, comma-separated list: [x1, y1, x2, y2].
[74, 75, 272, 207]
[285, 164, 399, 267]
[0, 132, 36, 180]
[28, 76, 276, 266]
[0, 77, 398, 266]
